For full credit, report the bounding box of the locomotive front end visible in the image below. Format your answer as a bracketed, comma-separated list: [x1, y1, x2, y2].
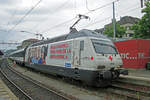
[91, 39, 128, 81]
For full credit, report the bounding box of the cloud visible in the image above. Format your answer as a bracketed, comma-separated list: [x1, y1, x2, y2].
[0, 0, 20, 5]
[5, 7, 49, 16]
[0, 0, 143, 50]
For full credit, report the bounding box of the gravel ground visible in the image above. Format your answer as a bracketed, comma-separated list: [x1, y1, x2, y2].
[5, 59, 150, 100]
[8, 61, 116, 100]
[1, 60, 69, 100]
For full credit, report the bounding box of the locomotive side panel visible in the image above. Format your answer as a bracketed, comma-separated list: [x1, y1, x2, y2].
[46, 40, 73, 68]
[24, 38, 100, 84]
[25, 45, 47, 65]
[78, 38, 97, 70]
[25, 37, 97, 69]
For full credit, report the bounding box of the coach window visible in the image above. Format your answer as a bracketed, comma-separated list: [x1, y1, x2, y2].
[80, 41, 84, 51]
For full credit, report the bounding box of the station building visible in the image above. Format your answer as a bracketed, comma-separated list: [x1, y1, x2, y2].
[17, 38, 40, 49]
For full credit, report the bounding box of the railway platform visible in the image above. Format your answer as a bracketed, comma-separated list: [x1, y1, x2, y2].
[127, 68, 150, 78]
[0, 78, 18, 100]
[120, 68, 150, 87]
[120, 68, 150, 80]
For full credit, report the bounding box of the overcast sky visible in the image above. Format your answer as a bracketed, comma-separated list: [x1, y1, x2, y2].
[0, 0, 144, 50]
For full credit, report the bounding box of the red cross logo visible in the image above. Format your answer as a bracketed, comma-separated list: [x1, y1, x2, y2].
[109, 56, 113, 62]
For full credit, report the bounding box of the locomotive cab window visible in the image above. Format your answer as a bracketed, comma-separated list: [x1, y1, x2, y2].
[91, 39, 118, 54]
[80, 40, 84, 51]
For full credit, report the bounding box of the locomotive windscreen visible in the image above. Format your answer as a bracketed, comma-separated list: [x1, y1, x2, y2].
[92, 39, 118, 54]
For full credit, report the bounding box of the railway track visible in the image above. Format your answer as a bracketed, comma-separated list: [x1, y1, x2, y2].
[5, 59, 150, 100]
[0, 59, 73, 100]
[108, 77, 150, 100]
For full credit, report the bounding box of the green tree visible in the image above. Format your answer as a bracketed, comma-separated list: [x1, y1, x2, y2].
[131, 2, 150, 39]
[104, 23, 126, 38]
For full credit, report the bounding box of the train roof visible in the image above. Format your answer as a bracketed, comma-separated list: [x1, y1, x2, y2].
[30, 29, 109, 47]
[9, 48, 25, 56]
[67, 29, 108, 39]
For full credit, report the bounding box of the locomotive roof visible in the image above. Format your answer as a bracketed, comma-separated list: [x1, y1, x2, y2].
[30, 29, 108, 47]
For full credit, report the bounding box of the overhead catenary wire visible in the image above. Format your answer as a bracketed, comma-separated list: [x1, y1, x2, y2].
[8, 0, 43, 33]
[36, 0, 140, 35]
[81, 5, 141, 28]
[39, 0, 119, 34]
[6, 10, 17, 27]
[41, 0, 115, 34]
[84, 0, 139, 19]
[116, 2, 140, 14]
[40, 17, 76, 34]
[85, 0, 95, 11]
[89, 6, 140, 28]
[82, 2, 140, 25]
[30, 0, 71, 32]
[39, 0, 78, 34]
[117, 6, 141, 17]
[83, 16, 112, 28]
[85, 0, 119, 14]
[74, 0, 77, 15]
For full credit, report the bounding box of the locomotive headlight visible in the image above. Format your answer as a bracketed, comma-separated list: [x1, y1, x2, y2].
[115, 65, 121, 69]
[97, 66, 105, 69]
[117, 66, 121, 68]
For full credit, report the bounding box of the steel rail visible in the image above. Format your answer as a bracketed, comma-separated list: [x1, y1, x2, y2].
[0, 68, 34, 100]
[6, 62, 72, 100]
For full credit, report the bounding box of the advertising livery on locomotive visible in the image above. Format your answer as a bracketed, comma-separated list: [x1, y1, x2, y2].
[9, 28, 128, 87]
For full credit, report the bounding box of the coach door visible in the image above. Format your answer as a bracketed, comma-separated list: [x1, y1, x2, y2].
[73, 40, 80, 67]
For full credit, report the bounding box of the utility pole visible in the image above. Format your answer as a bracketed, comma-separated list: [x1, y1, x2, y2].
[141, 0, 149, 8]
[141, 0, 144, 8]
[113, 2, 116, 40]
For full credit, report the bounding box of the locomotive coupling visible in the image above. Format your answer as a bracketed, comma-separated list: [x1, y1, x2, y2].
[117, 69, 128, 75]
[102, 70, 119, 80]
[100, 68, 128, 80]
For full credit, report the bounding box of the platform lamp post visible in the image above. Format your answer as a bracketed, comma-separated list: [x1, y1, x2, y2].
[20, 31, 44, 40]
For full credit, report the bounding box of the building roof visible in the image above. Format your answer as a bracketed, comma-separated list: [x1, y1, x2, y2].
[118, 16, 139, 25]
[22, 38, 39, 43]
[105, 16, 140, 27]
[95, 28, 104, 33]
[95, 16, 140, 34]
